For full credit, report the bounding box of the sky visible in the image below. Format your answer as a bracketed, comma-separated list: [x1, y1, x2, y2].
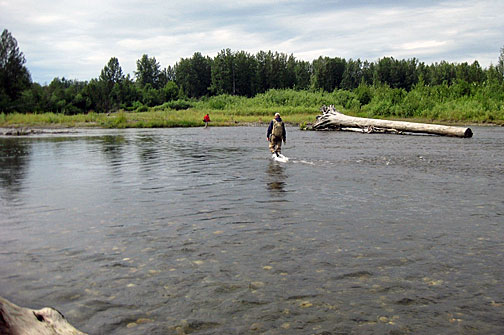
[1, 0, 503, 84]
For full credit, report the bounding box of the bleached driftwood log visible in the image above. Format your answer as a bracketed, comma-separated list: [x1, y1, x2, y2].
[313, 105, 473, 138]
[0, 296, 87, 335]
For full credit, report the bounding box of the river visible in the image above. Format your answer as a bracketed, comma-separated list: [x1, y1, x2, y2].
[1, 126, 503, 334]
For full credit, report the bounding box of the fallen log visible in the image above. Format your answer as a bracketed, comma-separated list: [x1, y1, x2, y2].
[313, 105, 473, 138]
[0, 296, 87, 335]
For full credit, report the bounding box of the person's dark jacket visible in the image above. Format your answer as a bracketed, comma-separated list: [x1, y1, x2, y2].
[267, 117, 286, 142]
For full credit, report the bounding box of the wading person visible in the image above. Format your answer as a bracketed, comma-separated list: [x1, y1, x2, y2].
[266, 113, 286, 156]
[203, 113, 211, 128]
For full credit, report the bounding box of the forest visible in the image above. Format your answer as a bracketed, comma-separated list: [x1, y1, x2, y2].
[1, 28, 504, 125]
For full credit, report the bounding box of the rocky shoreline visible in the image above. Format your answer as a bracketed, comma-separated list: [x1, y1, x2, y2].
[0, 128, 78, 136]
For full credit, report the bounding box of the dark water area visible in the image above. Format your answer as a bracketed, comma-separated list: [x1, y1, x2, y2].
[0, 126, 503, 334]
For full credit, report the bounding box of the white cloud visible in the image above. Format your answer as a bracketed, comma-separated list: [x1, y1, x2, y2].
[1, 0, 503, 83]
[401, 40, 448, 51]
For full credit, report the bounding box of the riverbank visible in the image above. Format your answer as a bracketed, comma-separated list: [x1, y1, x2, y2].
[0, 108, 319, 130]
[1, 109, 500, 132]
[2, 86, 504, 129]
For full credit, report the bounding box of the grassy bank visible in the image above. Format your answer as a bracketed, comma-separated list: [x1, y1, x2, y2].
[0, 109, 318, 128]
[1, 86, 503, 128]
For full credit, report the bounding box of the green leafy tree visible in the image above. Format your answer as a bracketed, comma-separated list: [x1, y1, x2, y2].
[159, 66, 176, 88]
[341, 59, 363, 90]
[98, 57, 125, 111]
[312, 56, 346, 92]
[174, 57, 192, 98]
[294, 60, 311, 90]
[190, 52, 212, 97]
[468, 61, 485, 84]
[135, 54, 161, 89]
[21, 82, 45, 113]
[255, 50, 273, 93]
[44, 77, 87, 114]
[84, 79, 108, 113]
[100, 57, 124, 86]
[374, 57, 418, 90]
[361, 60, 375, 85]
[256, 51, 292, 90]
[284, 54, 297, 89]
[497, 46, 504, 81]
[234, 50, 258, 97]
[119, 75, 141, 108]
[210, 49, 235, 95]
[141, 83, 162, 106]
[354, 81, 373, 106]
[63, 79, 87, 114]
[210, 49, 257, 97]
[160, 81, 179, 101]
[0, 29, 32, 112]
[175, 52, 211, 98]
[454, 61, 484, 85]
[270, 52, 287, 89]
[415, 61, 429, 85]
[428, 61, 457, 86]
[47, 78, 66, 113]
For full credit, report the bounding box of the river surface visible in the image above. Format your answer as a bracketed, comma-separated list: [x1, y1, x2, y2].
[1, 126, 503, 335]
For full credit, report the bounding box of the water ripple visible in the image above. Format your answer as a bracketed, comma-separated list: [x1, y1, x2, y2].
[1, 127, 503, 334]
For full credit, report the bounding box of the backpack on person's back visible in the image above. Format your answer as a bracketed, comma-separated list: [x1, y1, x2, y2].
[272, 119, 283, 137]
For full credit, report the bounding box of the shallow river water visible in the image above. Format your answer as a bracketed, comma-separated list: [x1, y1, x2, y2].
[1, 126, 503, 334]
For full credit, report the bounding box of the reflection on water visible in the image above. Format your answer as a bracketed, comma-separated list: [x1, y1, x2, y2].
[266, 162, 287, 195]
[0, 139, 31, 197]
[1, 127, 504, 335]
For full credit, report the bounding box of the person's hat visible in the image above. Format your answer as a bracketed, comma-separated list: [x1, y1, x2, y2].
[275, 113, 280, 117]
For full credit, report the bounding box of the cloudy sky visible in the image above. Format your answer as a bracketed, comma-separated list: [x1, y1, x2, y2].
[1, 0, 503, 84]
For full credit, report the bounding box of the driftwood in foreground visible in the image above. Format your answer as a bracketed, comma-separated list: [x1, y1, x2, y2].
[312, 105, 473, 138]
[0, 296, 87, 335]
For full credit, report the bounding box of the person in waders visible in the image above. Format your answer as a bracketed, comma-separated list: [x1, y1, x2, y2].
[266, 113, 286, 156]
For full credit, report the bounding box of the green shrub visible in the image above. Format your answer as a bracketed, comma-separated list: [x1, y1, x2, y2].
[165, 99, 193, 110]
[203, 94, 243, 109]
[136, 105, 149, 113]
[333, 90, 360, 110]
[354, 83, 373, 105]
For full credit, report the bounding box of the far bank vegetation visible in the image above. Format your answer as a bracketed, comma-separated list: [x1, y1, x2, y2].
[1, 29, 504, 127]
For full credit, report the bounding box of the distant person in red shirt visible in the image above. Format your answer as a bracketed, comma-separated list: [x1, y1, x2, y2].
[203, 114, 211, 128]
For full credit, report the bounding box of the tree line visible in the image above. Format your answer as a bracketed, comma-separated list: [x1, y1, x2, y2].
[1, 28, 504, 114]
